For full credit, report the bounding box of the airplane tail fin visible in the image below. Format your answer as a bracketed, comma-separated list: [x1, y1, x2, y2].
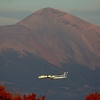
[63, 72, 68, 76]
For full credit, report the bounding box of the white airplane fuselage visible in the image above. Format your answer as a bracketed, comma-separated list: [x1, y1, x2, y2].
[38, 72, 68, 80]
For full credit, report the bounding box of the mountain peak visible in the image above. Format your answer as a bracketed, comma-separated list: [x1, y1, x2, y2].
[35, 7, 67, 15]
[16, 7, 91, 30]
[16, 7, 68, 30]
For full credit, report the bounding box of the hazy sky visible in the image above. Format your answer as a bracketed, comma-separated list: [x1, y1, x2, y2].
[0, 0, 100, 26]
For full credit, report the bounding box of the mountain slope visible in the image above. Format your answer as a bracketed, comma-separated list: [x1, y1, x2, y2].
[0, 8, 100, 69]
[16, 7, 100, 69]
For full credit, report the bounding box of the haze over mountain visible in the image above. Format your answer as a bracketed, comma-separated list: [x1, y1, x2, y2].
[0, 7, 100, 100]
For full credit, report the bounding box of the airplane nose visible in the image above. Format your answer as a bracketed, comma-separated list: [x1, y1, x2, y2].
[38, 76, 41, 78]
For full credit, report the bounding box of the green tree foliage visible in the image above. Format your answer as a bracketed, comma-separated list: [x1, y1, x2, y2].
[0, 85, 45, 100]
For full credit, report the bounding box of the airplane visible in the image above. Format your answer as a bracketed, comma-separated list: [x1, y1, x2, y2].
[38, 72, 68, 80]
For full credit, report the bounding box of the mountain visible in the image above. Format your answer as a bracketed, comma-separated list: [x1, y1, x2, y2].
[0, 7, 100, 100]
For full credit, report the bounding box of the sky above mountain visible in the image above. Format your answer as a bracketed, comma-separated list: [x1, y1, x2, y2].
[0, 0, 100, 26]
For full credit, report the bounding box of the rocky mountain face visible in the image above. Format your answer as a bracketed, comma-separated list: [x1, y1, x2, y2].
[0, 7, 100, 100]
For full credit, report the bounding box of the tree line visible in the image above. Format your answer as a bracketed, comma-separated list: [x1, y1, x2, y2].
[0, 85, 45, 100]
[85, 92, 100, 100]
[0, 85, 100, 100]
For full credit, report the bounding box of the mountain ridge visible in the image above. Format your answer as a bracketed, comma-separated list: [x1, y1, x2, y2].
[16, 7, 100, 69]
[0, 7, 100, 69]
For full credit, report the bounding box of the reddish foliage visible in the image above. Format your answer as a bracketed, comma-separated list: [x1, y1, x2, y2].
[12, 94, 22, 100]
[0, 85, 12, 100]
[23, 93, 45, 100]
[0, 85, 45, 100]
[41, 96, 45, 100]
[85, 92, 100, 100]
